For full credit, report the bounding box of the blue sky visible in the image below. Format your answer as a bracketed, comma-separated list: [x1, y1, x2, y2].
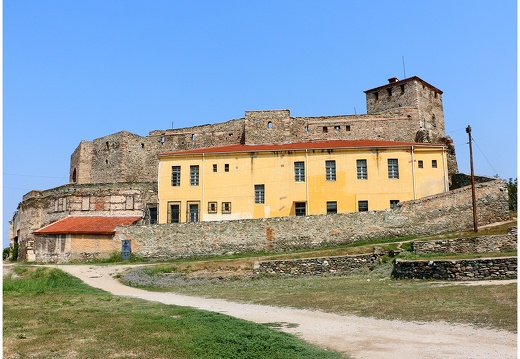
[3, 1, 517, 248]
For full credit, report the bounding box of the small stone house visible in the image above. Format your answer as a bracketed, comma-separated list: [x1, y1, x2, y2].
[33, 216, 141, 263]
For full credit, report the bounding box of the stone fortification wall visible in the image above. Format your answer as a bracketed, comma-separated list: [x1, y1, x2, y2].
[413, 228, 517, 254]
[393, 257, 517, 280]
[115, 179, 509, 261]
[15, 182, 157, 261]
[253, 254, 383, 276]
[70, 77, 458, 186]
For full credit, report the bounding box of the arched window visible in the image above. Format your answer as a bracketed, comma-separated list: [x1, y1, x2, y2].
[72, 169, 77, 183]
[267, 121, 273, 129]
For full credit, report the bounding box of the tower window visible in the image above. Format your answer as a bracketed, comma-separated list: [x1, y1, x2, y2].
[387, 88, 392, 96]
[346, 125, 351, 131]
[400, 84, 405, 93]
[267, 121, 273, 129]
[374, 92, 379, 100]
[323, 126, 328, 133]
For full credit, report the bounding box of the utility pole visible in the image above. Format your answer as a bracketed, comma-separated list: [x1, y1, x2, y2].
[466, 125, 478, 232]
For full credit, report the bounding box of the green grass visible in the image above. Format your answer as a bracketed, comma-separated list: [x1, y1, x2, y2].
[3, 266, 347, 359]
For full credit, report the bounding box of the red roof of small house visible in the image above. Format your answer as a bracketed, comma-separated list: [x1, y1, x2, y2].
[34, 216, 141, 235]
[158, 139, 444, 157]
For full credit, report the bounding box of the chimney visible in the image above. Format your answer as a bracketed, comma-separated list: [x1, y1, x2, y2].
[388, 77, 399, 84]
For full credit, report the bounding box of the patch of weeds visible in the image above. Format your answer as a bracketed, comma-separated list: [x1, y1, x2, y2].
[263, 322, 300, 329]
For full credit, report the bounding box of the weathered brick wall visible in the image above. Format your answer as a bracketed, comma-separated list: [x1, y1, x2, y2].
[393, 257, 517, 280]
[70, 140, 93, 184]
[35, 234, 119, 263]
[70, 78, 456, 186]
[115, 179, 509, 261]
[253, 254, 383, 276]
[413, 229, 517, 254]
[16, 182, 157, 261]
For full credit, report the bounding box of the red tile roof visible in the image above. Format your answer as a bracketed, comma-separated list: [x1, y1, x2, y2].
[158, 139, 444, 157]
[34, 216, 141, 235]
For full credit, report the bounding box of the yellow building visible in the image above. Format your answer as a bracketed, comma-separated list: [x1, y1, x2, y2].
[157, 140, 448, 223]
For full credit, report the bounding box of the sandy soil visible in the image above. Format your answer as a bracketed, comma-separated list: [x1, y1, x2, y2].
[38, 264, 517, 359]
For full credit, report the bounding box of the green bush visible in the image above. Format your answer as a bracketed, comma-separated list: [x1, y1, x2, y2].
[10, 242, 19, 262]
[3, 247, 11, 260]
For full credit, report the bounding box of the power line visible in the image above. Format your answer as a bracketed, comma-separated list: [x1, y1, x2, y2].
[3, 173, 67, 179]
[471, 136, 500, 177]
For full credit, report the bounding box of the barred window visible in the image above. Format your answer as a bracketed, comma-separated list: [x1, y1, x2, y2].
[325, 160, 336, 181]
[171, 166, 181, 186]
[254, 184, 265, 204]
[327, 201, 337, 214]
[387, 159, 399, 179]
[190, 165, 199, 186]
[294, 161, 305, 182]
[222, 202, 231, 214]
[295, 202, 306, 216]
[418, 160, 424, 169]
[356, 159, 367, 180]
[432, 160, 438, 168]
[208, 202, 217, 213]
[358, 200, 368, 212]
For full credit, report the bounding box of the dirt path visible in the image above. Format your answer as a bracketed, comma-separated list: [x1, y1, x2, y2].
[48, 264, 516, 359]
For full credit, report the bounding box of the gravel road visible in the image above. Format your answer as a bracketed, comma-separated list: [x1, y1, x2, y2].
[49, 264, 517, 359]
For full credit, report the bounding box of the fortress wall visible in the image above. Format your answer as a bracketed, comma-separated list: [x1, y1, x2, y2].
[115, 179, 509, 261]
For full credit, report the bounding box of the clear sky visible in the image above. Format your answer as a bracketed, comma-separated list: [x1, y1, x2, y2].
[3, 1, 517, 248]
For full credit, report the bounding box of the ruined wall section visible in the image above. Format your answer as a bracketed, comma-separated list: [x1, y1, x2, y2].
[15, 182, 157, 261]
[70, 140, 93, 184]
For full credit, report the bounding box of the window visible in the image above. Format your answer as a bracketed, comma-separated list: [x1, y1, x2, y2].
[325, 160, 336, 181]
[334, 125, 340, 131]
[400, 84, 405, 93]
[418, 160, 423, 169]
[390, 200, 399, 209]
[294, 161, 305, 182]
[374, 91, 379, 100]
[255, 184, 265, 204]
[267, 121, 273, 129]
[222, 202, 231, 214]
[188, 203, 199, 222]
[225, 164, 229, 172]
[356, 159, 368, 179]
[387, 88, 392, 96]
[191, 134, 195, 141]
[213, 164, 217, 172]
[346, 125, 351, 131]
[190, 165, 199, 186]
[208, 202, 217, 213]
[432, 160, 438, 168]
[147, 205, 158, 224]
[388, 159, 399, 179]
[171, 166, 181, 186]
[358, 200, 368, 212]
[323, 126, 328, 133]
[327, 201, 337, 214]
[169, 203, 180, 223]
[295, 202, 306, 216]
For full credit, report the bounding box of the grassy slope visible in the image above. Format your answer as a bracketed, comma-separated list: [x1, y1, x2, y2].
[3, 266, 347, 359]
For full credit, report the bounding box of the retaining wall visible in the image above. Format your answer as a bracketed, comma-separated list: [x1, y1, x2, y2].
[393, 257, 517, 280]
[253, 254, 383, 276]
[413, 228, 517, 254]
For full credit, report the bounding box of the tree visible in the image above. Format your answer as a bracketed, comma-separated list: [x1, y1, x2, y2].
[507, 178, 517, 212]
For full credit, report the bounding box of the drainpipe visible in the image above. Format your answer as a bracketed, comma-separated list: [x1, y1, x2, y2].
[442, 146, 448, 192]
[157, 160, 162, 223]
[201, 154, 205, 222]
[305, 149, 309, 214]
[411, 146, 417, 200]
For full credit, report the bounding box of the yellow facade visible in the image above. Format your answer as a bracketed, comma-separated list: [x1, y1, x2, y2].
[157, 142, 448, 224]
